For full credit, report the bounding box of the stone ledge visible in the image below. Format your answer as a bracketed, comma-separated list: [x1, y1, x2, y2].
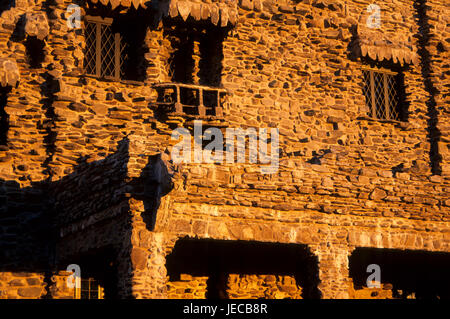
[356, 116, 411, 129]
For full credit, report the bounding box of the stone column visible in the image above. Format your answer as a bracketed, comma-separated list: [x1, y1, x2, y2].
[115, 200, 169, 299]
[130, 231, 168, 299]
[127, 197, 169, 298]
[311, 243, 354, 299]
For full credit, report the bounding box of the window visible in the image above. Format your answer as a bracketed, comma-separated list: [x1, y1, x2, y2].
[168, 24, 225, 88]
[74, 278, 104, 299]
[84, 16, 126, 80]
[362, 66, 405, 121]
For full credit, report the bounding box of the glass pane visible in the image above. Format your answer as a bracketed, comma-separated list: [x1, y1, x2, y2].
[100, 24, 116, 78]
[386, 74, 400, 120]
[373, 72, 386, 119]
[362, 70, 372, 116]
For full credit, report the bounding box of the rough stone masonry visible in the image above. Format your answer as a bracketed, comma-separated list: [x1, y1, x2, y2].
[0, 0, 449, 299]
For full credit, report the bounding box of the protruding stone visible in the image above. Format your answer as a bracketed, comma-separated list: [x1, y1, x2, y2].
[17, 287, 43, 298]
[0, 58, 20, 87]
[370, 188, 388, 201]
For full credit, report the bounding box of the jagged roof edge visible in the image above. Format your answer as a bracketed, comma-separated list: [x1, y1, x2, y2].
[89, 0, 239, 26]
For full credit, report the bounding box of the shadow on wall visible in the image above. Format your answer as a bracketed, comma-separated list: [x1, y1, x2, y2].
[413, 0, 443, 175]
[0, 137, 174, 298]
[0, 0, 14, 16]
[0, 179, 53, 272]
[347, 11, 441, 174]
[131, 151, 174, 231]
[349, 247, 450, 299]
[166, 238, 322, 299]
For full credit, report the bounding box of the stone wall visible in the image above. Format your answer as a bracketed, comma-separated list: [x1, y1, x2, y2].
[348, 283, 394, 299]
[227, 274, 303, 299]
[166, 274, 303, 299]
[167, 274, 209, 299]
[0, 272, 46, 299]
[48, 271, 76, 299]
[416, 0, 450, 177]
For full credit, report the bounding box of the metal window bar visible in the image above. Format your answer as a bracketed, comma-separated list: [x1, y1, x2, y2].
[84, 16, 122, 80]
[74, 278, 104, 299]
[362, 67, 401, 121]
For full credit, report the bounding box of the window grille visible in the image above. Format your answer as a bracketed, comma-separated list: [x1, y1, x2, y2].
[362, 67, 404, 121]
[154, 83, 226, 117]
[74, 278, 104, 299]
[84, 16, 126, 80]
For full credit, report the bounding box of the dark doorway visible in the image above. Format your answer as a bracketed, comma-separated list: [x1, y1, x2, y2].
[61, 247, 118, 299]
[166, 238, 321, 299]
[349, 247, 450, 299]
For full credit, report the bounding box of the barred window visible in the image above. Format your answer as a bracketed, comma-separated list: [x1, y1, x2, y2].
[362, 66, 405, 121]
[74, 278, 104, 299]
[84, 16, 126, 80]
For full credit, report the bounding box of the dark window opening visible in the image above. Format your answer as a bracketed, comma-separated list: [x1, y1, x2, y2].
[114, 11, 149, 82]
[169, 33, 195, 84]
[25, 36, 45, 68]
[0, 87, 10, 146]
[349, 248, 450, 299]
[166, 22, 226, 88]
[362, 60, 408, 121]
[65, 248, 118, 300]
[159, 21, 228, 117]
[155, 85, 176, 104]
[179, 86, 200, 115]
[198, 28, 225, 87]
[166, 238, 321, 299]
[203, 90, 218, 109]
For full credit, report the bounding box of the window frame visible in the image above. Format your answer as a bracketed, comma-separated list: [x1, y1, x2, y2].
[74, 277, 104, 299]
[84, 15, 122, 81]
[362, 65, 404, 122]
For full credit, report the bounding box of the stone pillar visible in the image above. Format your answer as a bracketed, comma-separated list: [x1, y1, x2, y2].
[311, 244, 354, 299]
[126, 197, 169, 299]
[130, 231, 168, 299]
